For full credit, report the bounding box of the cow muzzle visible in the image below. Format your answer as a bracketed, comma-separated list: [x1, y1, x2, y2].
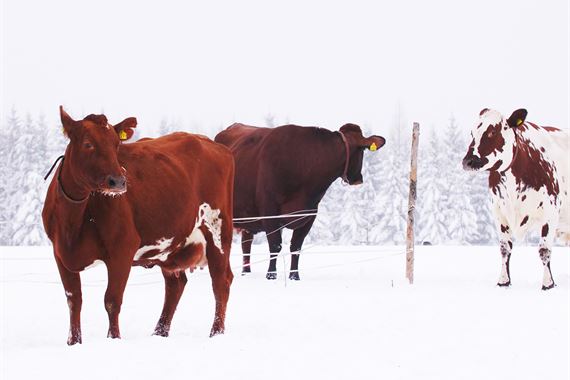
[462, 155, 487, 171]
[101, 174, 127, 195]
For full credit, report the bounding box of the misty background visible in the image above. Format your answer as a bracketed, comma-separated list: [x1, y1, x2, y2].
[1, 0, 568, 246]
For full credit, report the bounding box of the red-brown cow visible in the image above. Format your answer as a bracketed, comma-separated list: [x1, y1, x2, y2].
[215, 123, 385, 280]
[42, 107, 234, 344]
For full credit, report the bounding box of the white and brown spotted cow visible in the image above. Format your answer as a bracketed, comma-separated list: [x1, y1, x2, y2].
[463, 108, 569, 290]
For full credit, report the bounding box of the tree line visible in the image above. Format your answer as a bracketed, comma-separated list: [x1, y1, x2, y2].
[0, 108, 498, 246]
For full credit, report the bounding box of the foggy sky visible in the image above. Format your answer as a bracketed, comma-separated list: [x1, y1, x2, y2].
[1, 0, 568, 137]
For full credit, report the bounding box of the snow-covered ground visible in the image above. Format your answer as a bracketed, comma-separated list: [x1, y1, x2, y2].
[1, 244, 569, 380]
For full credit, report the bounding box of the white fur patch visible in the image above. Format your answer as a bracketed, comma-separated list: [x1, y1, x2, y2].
[185, 225, 207, 248]
[84, 259, 104, 270]
[542, 267, 554, 288]
[65, 291, 73, 297]
[134, 237, 174, 260]
[498, 258, 510, 284]
[196, 203, 224, 254]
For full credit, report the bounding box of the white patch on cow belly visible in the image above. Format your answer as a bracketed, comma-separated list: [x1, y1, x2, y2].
[196, 203, 225, 254]
[85, 259, 104, 270]
[134, 237, 174, 260]
[185, 224, 207, 247]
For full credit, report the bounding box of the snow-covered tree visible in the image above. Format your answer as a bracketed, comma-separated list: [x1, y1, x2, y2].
[370, 113, 409, 244]
[10, 114, 50, 245]
[440, 116, 478, 244]
[416, 129, 448, 244]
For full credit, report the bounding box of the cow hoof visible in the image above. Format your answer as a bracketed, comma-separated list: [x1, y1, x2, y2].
[289, 272, 300, 281]
[241, 267, 251, 275]
[497, 281, 511, 287]
[266, 272, 277, 280]
[107, 330, 121, 339]
[67, 336, 82, 346]
[209, 327, 225, 337]
[152, 329, 169, 337]
[542, 283, 556, 291]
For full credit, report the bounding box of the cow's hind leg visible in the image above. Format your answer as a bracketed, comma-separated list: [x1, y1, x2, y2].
[103, 259, 132, 339]
[497, 224, 513, 287]
[289, 217, 316, 281]
[265, 227, 282, 280]
[153, 268, 188, 337]
[539, 223, 556, 290]
[241, 230, 254, 274]
[205, 221, 233, 337]
[55, 256, 83, 345]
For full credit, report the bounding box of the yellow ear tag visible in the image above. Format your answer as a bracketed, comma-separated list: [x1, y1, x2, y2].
[516, 119, 523, 126]
[119, 130, 127, 140]
[369, 142, 377, 151]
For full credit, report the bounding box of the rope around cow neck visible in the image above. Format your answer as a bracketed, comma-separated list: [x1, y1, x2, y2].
[338, 130, 350, 184]
[44, 155, 90, 204]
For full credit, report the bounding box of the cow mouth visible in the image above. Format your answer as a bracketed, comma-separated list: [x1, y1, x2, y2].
[98, 186, 127, 197]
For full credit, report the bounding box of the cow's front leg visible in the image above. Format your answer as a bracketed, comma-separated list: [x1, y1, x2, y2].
[241, 230, 254, 274]
[103, 260, 132, 339]
[265, 228, 282, 280]
[55, 256, 83, 345]
[539, 223, 556, 290]
[497, 224, 513, 287]
[289, 217, 316, 281]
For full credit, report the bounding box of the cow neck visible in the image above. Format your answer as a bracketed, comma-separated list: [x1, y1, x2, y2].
[54, 152, 90, 204]
[500, 128, 521, 174]
[338, 131, 350, 184]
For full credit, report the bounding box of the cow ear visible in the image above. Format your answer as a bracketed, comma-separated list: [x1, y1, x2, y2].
[364, 135, 386, 151]
[60, 106, 77, 138]
[113, 117, 137, 141]
[506, 108, 527, 128]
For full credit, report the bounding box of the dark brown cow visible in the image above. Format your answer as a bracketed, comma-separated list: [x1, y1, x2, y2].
[215, 123, 385, 280]
[42, 107, 234, 344]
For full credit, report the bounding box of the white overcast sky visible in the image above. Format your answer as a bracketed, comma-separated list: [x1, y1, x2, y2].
[1, 0, 568, 136]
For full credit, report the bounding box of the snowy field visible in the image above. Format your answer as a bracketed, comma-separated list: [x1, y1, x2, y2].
[1, 244, 569, 380]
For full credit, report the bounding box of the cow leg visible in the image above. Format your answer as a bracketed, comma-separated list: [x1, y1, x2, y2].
[539, 223, 556, 290]
[241, 230, 254, 274]
[54, 256, 83, 345]
[205, 222, 234, 337]
[289, 217, 316, 281]
[497, 224, 513, 287]
[265, 228, 282, 280]
[104, 260, 132, 339]
[153, 269, 188, 337]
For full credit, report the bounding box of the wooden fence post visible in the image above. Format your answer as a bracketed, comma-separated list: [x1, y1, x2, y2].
[406, 122, 420, 284]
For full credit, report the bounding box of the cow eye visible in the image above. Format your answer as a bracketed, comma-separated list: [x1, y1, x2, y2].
[83, 141, 94, 149]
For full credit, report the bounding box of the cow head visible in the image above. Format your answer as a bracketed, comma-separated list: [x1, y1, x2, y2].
[339, 123, 386, 185]
[60, 106, 137, 196]
[462, 108, 527, 172]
